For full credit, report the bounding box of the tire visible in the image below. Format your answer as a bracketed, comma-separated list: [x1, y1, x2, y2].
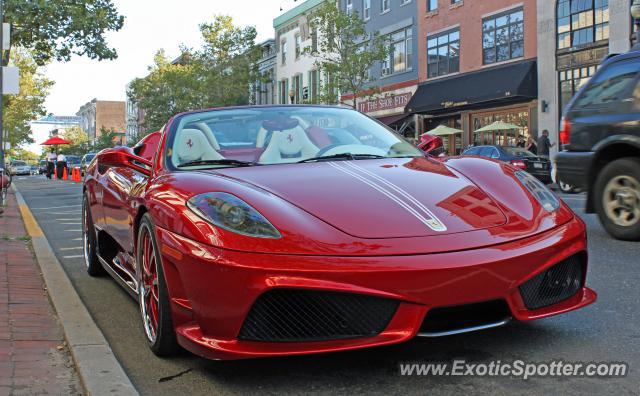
[594, 157, 640, 241]
[137, 214, 179, 356]
[83, 194, 105, 276]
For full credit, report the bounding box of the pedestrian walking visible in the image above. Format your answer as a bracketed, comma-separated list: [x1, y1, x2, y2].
[537, 129, 555, 159]
[526, 135, 537, 154]
[46, 149, 57, 179]
[56, 153, 67, 179]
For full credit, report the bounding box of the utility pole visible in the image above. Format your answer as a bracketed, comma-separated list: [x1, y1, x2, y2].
[0, 0, 5, 169]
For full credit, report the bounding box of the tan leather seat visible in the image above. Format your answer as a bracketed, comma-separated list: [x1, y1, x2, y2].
[173, 128, 223, 166]
[258, 127, 319, 164]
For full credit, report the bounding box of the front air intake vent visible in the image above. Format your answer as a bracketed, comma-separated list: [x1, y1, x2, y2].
[519, 254, 585, 310]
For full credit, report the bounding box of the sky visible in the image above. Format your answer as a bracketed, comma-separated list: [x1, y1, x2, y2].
[42, 0, 300, 116]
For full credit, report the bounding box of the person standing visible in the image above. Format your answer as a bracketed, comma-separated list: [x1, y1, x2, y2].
[46, 149, 57, 179]
[525, 136, 537, 154]
[537, 129, 555, 159]
[56, 153, 67, 179]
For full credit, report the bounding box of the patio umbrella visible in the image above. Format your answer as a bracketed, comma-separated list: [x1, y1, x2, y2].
[40, 136, 71, 155]
[423, 124, 463, 137]
[475, 120, 520, 132]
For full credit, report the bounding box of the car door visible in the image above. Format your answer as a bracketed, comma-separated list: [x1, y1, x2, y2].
[568, 57, 640, 151]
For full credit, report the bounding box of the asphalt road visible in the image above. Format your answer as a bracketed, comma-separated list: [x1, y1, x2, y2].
[13, 175, 640, 395]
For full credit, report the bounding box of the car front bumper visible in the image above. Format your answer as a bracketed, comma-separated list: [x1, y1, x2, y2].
[155, 216, 596, 360]
[556, 151, 595, 190]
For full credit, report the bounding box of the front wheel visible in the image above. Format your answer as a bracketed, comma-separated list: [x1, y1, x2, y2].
[137, 214, 179, 356]
[594, 158, 640, 241]
[83, 194, 104, 276]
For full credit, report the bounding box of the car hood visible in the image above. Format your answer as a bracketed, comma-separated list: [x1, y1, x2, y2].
[214, 157, 507, 239]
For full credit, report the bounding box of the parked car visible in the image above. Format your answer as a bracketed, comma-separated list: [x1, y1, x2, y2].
[38, 160, 48, 174]
[556, 50, 640, 241]
[84, 105, 594, 361]
[9, 161, 31, 176]
[80, 153, 96, 176]
[30, 165, 39, 175]
[66, 155, 82, 174]
[462, 145, 552, 183]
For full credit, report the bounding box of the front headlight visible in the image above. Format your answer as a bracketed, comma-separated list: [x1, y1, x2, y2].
[514, 171, 561, 212]
[187, 192, 281, 239]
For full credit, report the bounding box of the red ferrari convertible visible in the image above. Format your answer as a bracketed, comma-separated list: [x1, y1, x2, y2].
[83, 106, 596, 360]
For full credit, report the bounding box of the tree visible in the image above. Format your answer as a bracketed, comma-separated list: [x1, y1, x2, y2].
[306, 1, 389, 108]
[93, 127, 118, 151]
[128, 16, 260, 132]
[4, 0, 125, 65]
[2, 50, 53, 150]
[58, 126, 89, 155]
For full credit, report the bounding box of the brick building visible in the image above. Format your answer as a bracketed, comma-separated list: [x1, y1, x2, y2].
[406, 0, 538, 155]
[76, 99, 126, 144]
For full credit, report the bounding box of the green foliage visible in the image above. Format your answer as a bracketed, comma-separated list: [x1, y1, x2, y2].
[3, 50, 53, 150]
[58, 126, 90, 155]
[128, 15, 260, 131]
[4, 0, 125, 65]
[94, 127, 118, 151]
[306, 1, 389, 107]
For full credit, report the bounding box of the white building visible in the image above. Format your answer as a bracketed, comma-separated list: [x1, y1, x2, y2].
[28, 115, 82, 155]
[274, 0, 327, 104]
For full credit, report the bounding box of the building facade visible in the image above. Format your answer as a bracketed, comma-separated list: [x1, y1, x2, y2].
[252, 39, 278, 105]
[537, 0, 632, 157]
[406, 0, 538, 155]
[338, 0, 419, 135]
[274, 0, 327, 105]
[76, 99, 126, 144]
[125, 90, 147, 144]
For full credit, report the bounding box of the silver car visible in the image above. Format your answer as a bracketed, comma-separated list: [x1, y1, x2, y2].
[9, 161, 31, 176]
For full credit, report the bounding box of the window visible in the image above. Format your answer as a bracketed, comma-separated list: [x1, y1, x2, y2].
[559, 65, 597, 113]
[427, 0, 438, 12]
[381, 0, 390, 13]
[346, 0, 353, 15]
[573, 60, 639, 108]
[295, 34, 301, 59]
[427, 29, 459, 78]
[278, 79, 288, 104]
[281, 40, 287, 65]
[310, 70, 320, 102]
[363, 0, 371, 19]
[401, 0, 411, 5]
[311, 25, 319, 52]
[482, 8, 524, 65]
[557, 0, 609, 50]
[451, 0, 462, 4]
[382, 27, 413, 76]
[292, 74, 303, 104]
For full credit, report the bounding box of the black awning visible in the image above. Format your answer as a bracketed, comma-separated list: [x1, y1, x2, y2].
[405, 59, 537, 114]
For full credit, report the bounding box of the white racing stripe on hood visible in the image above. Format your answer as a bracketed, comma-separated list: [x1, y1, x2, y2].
[327, 162, 447, 232]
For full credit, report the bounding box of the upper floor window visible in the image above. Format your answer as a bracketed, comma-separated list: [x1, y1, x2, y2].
[401, 0, 411, 5]
[427, 0, 438, 12]
[427, 29, 459, 78]
[451, 0, 462, 4]
[346, 0, 353, 15]
[311, 25, 319, 52]
[557, 0, 609, 50]
[381, 27, 413, 76]
[363, 0, 371, 20]
[482, 8, 524, 65]
[381, 0, 390, 13]
[295, 34, 302, 59]
[281, 40, 287, 65]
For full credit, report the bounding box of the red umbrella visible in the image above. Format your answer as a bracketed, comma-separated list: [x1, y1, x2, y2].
[40, 136, 71, 146]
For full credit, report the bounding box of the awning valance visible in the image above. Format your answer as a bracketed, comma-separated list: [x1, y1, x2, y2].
[405, 59, 537, 115]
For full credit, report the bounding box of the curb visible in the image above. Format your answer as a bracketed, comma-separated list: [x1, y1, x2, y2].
[12, 184, 138, 396]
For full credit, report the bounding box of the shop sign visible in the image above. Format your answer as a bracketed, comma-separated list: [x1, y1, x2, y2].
[358, 92, 413, 113]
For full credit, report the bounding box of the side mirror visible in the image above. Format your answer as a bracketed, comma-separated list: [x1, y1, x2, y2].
[98, 146, 153, 176]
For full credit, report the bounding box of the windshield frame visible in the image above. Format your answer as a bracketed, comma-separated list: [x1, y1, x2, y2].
[163, 105, 423, 172]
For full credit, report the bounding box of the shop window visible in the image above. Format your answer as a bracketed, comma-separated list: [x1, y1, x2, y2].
[482, 8, 524, 65]
[472, 110, 530, 147]
[558, 65, 597, 113]
[557, 0, 609, 50]
[427, 29, 459, 78]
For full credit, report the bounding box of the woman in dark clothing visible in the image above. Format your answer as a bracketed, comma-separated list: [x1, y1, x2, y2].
[526, 136, 537, 154]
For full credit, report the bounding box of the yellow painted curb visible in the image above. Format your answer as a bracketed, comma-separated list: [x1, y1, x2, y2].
[16, 193, 44, 238]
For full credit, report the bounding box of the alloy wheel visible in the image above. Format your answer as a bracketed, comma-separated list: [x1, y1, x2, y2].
[603, 175, 640, 227]
[139, 225, 160, 343]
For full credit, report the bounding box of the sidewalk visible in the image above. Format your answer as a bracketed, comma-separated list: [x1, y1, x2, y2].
[0, 189, 81, 395]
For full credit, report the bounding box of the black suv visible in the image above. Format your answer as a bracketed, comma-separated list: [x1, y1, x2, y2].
[556, 51, 640, 241]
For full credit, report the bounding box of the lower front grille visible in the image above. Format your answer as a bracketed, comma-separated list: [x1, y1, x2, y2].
[519, 254, 585, 310]
[419, 299, 512, 335]
[238, 289, 399, 342]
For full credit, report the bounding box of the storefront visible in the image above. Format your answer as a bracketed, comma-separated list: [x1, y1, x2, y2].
[406, 59, 538, 154]
[352, 84, 417, 138]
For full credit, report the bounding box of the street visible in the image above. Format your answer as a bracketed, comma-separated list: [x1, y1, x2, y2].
[12, 175, 640, 395]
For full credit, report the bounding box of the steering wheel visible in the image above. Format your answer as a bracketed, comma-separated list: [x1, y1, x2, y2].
[317, 144, 388, 157]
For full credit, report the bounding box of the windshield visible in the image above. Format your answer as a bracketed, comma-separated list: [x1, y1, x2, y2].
[13, 161, 27, 166]
[502, 147, 536, 157]
[168, 106, 422, 169]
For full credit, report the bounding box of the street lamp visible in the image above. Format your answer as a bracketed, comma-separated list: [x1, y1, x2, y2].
[631, 0, 640, 48]
[289, 89, 295, 104]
